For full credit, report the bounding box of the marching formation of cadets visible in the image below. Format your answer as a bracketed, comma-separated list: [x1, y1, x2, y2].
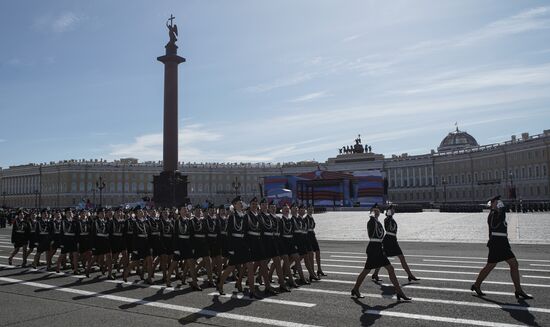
[8, 196, 327, 298]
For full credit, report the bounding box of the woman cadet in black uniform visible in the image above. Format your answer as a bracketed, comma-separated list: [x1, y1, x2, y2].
[260, 199, 290, 292]
[90, 208, 114, 278]
[167, 206, 201, 290]
[109, 208, 127, 274]
[205, 203, 223, 282]
[191, 205, 215, 287]
[56, 209, 79, 274]
[32, 209, 52, 269]
[370, 204, 419, 282]
[217, 205, 230, 268]
[77, 210, 93, 277]
[159, 208, 175, 283]
[305, 205, 326, 277]
[298, 204, 319, 281]
[290, 203, 313, 284]
[471, 195, 533, 299]
[351, 203, 411, 301]
[47, 210, 63, 271]
[217, 196, 251, 296]
[23, 211, 38, 267]
[8, 210, 28, 266]
[248, 197, 278, 295]
[123, 208, 153, 284]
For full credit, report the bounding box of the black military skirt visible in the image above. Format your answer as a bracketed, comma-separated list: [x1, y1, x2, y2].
[131, 236, 151, 260]
[110, 235, 126, 253]
[192, 236, 210, 259]
[149, 235, 163, 257]
[208, 235, 222, 257]
[173, 237, 193, 260]
[125, 233, 134, 253]
[364, 242, 390, 269]
[307, 232, 320, 252]
[60, 235, 77, 254]
[487, 238, 515, 263]
[160, 235, 174, 255]
[78, 235, 92, 253]
[220, 233, 230, 258]
[36, 235, 51, 253]
[12, 232, 28, 248]
[52, 234, 63, 250]
[279, 236, 298, 256]
[382, 235, 403, 257]
[294, 233, 309, 256]
[92, 236, 111, 256]
[28, 233, 37, 250]
[247, 234, 267, 261]
[228, 236, 250, 266]
[262, 235, 279, 258]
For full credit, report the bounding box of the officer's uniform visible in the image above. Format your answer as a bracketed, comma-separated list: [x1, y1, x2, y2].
[92, 218, 111, 256]
[11, 216, 28, 248]
[173, 217, 193, 260]
[260, 210, 278, 258]
[191, 213, 209, 259]
[218, 211, 230, 258]
[132, 218, 151, 260]
[487, 207, 515, 263]
[109, 217, 126, 254]
[292, 214, 308, 256]
[77, 218, 92, 254]
[148, 216, 163, 257]
[206, 213, 222, 257]
[50, 217, 63, 252]
[280, 215, 298, 256]
[160, 217, 175, 256]
[227, 210, 250, 266]
[381, 214, 403, 257]
[35, 217, 51, 253]
[305, 213, 320, 252]
[246, 209, 267, 262]
[364, 214, 390, 269]
[60, 216, 77, 254]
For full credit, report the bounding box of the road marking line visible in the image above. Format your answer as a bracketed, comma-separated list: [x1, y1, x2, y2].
[322, 262, 550, 274]
[523, 275, 550, 279]
[324, 252, 550, 262]
[323, 264, 481, 275]
[206, 292, 316, 307]
[320, 271, 550, 288]
[423, 259, 487, 264]
[296, 288, 548, 313]
[530, 264, 550, 267]
[0, 277, 321, 327]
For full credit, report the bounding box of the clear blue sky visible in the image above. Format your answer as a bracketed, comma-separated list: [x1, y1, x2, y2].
[1, 0, 550, 168]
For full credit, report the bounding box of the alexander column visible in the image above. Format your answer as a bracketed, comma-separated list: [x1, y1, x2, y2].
[153, 15, 188, 207]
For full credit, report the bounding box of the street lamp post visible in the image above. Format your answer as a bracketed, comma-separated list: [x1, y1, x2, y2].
[442, 178, 448, 205]
[509, 173, 517, 212]
[232, 177, 241, 197]
[96, 176, 106, 208]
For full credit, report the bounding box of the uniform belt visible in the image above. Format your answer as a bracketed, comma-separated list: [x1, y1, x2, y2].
[112, 233, 123, 236]
[208, 233, 218, 237]
[177, 235, 190, 239]
[369, 239, 383, 242]
[64, 232, 75, 236]
[491, 232, 508, 237]
[274, 233, 280, 236]
[232, 233, 244, 238]
[220, 232, 228, 236]
[96, 233, 108, 237]
[163, 234, 172, 237]
[151, 232, 160, 236]
[307, 229, 314, 232]
[385, 232, 396, 236]
[264, 232, 274, 236]
[16, 231, 25, 233]
[282, 234, 293, 238]
[194, 234, 206, 238]
[39, 232, 49, 235]
[300, 231, 308, 234]
[80, 233, 89, 236]
[248, 231, 261, 236]
[137, 234, 147, 238]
